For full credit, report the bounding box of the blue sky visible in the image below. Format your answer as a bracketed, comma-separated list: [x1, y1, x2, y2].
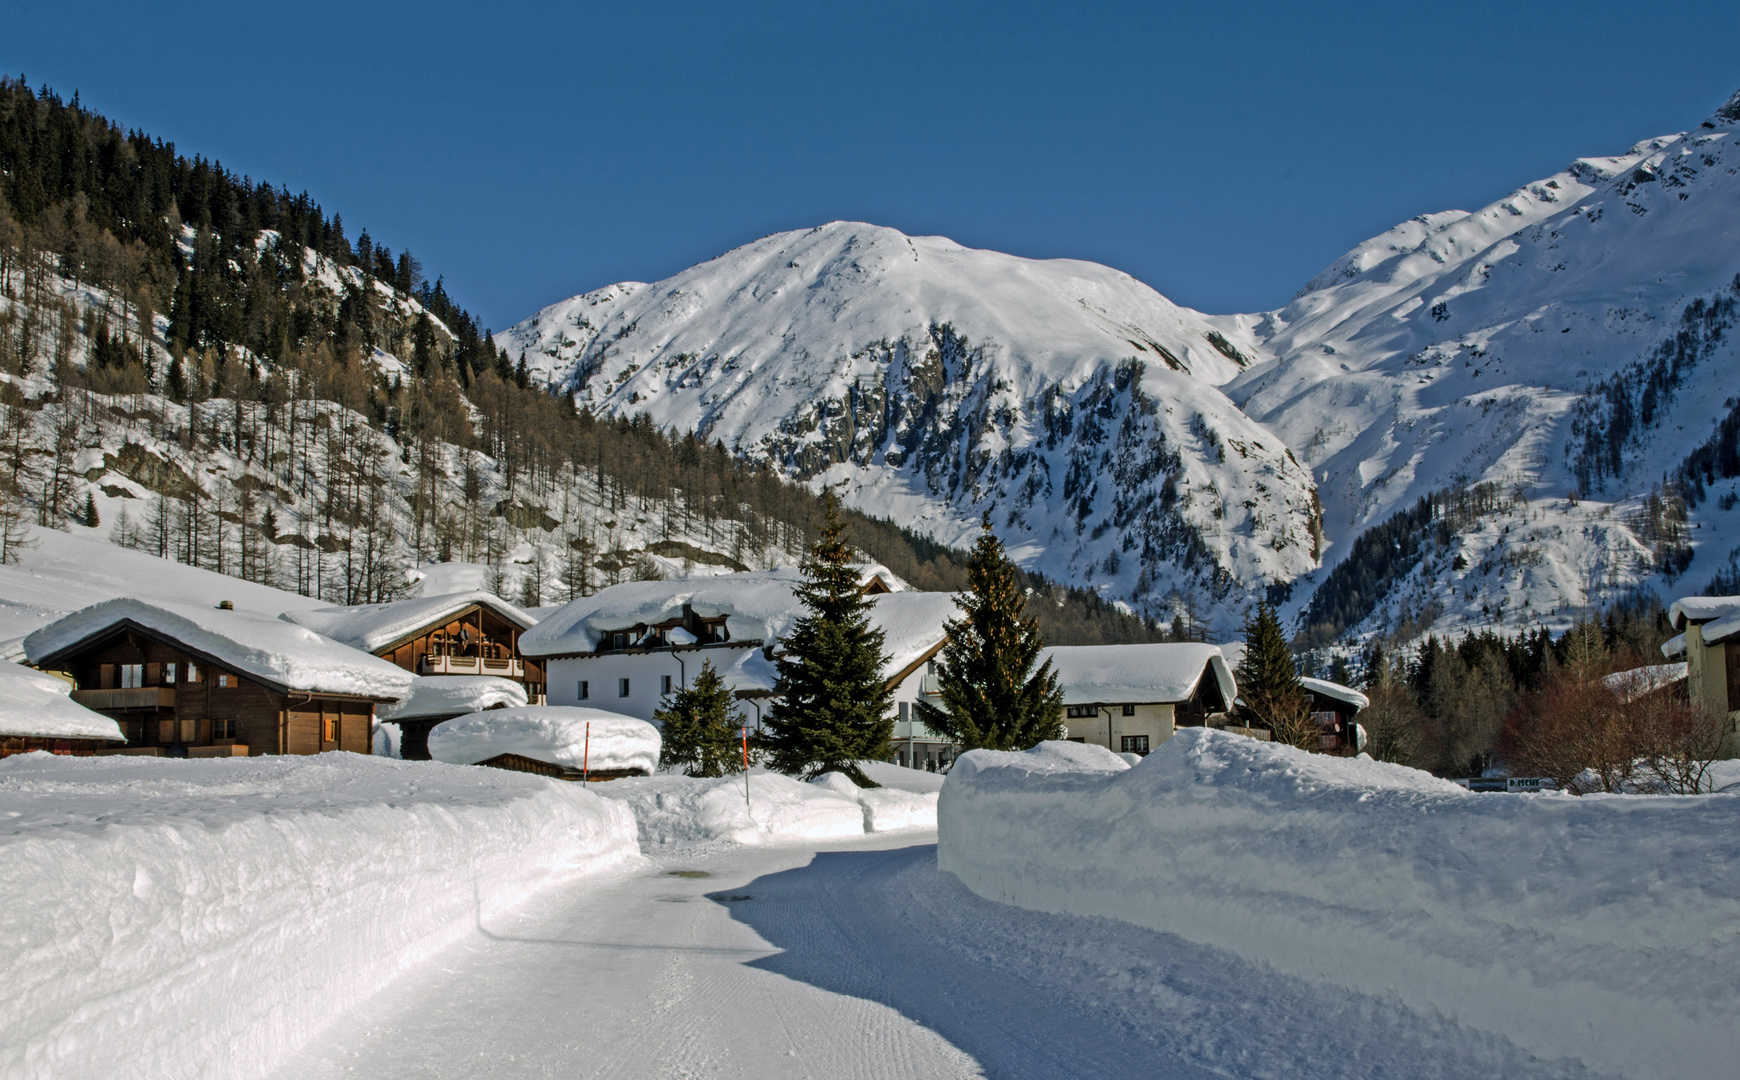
[7, 1, 1738, 330]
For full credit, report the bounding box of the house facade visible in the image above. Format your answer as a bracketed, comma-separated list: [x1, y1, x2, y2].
[24, 599, 411, 758]
[281, 591, 545, 701]
[1665, 595, 1740, 755]
[1300, 676, 1369, 755]
[522, 569, 955, 762]
[1042, 642, 1237, 755]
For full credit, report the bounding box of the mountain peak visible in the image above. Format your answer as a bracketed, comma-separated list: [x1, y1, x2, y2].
[1715, 87, 1740, 125]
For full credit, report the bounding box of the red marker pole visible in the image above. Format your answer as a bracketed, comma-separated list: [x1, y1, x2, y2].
[742, 726, 751, 812]
[584, 721, 591, 785]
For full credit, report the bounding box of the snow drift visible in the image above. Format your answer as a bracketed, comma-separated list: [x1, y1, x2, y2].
[427, 705, 660, 773]
[0, 659, 125, 742]
[0, 752, 639, 1080]
[938, 729, 1740, 1080]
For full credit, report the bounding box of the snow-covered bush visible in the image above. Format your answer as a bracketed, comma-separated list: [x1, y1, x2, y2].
[939, 729, 1740, 1080]
[0, 752, 639, 1080]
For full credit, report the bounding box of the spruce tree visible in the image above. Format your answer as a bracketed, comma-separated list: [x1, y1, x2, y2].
[763, 493, 893, 784]
[82, 491, 99, 529]
[1236, 602, 1312, 748]
[653, 660, 742, 777]
[917, 514, 1063, 750]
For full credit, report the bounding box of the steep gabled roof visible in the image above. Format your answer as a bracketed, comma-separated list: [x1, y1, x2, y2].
[279, 591, 537, 655]
[25, 599, 412, 700]
[0, 659, 125, 742]
[1039, 643, 1236, 707]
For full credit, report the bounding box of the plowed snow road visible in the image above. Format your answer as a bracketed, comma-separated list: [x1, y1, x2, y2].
[275, 834, 1598, 1080]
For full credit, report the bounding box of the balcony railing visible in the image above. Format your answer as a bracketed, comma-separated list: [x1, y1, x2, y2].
[919, 674, 943, 696]
[73, 687, 177, 711]
[420, 655, 524, 679]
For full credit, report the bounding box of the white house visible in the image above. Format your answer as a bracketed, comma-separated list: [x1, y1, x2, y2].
[519, 569, 957, 765]
[1041, 642, 1237, 755]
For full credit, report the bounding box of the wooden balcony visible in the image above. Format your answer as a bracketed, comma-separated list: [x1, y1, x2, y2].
[72, 687, 177, 711]
[420, 655, 524, 679]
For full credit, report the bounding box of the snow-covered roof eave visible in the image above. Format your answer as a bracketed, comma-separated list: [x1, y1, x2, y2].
[1040, 643, 1236, 707]
[1667, 595, 1740, 632]
[1298, 676, 1370, 711]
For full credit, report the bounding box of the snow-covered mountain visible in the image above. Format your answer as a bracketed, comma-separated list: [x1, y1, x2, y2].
[504, 88, 1740, 641]
[1231, 87, 1740, 640]
[499, 223, 1322, 608]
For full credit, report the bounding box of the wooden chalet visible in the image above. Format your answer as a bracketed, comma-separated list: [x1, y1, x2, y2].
[23, 600, 412, 758]
[1300, 676, 1369, 755]
[282, 591, 545, 701]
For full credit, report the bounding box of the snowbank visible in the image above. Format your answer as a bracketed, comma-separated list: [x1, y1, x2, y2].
[0, 659, 125, 742]
[595, 770, 868, 846]
[0, 752, 639, 1080]
[23, 598, 413, 700]
[810, 771, 939, 831]
[938, 729, 1740, 1080]
[428, 705, 660, 774]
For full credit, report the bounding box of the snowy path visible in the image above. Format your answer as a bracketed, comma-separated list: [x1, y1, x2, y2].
[275, 834, 1600, 1080]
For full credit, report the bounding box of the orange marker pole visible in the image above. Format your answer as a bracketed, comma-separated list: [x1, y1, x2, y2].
[584, 721, 591, 785]
[742, 726, 751, 812]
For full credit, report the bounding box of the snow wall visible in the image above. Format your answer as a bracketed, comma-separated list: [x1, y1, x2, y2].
[0, 752, 640, 1080]
[937, 730, 1740, 1080]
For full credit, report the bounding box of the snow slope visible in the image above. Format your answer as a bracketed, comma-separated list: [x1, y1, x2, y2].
[1230, 89, 1740, 634]
[0, 752, 639, 1080]
[0, 524, 327, 660]
[938, 729, 1740, 1080]
[500, 223, 1320, 607]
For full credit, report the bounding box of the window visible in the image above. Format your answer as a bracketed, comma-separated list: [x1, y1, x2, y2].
[325, 715, 338, 742]
[1120, 735, 1150, 755]
[578, 680, 590, 700]
[1122, 704, 1136, 716]
[212, 719, 236, 740]
[661, 674, 673, 695]
[619, 678, 631, 698]
[609, 632, 627, 651]
[121, 664, 143, 688]
[163, 663, 177, 684]
[1066, 705, 1097, 719]
[186, 663, 201, 683]
[898, 701, 910, 722]
[217, 673, 234, 688]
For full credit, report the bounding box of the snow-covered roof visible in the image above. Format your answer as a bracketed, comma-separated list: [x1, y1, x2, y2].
[1299, 676, 1370, 711]
[24, 599, 413, 700]
[377, 675, 527, 722]
[1601, 663, 1688, 703]
[428, 705, 659, 773]
[279, 591, 537, 654]
[0, 659, 125, 742]
[1662, 633, 1688, 660]
[1668, 596, 1740, 631]
[1038, 643, 1236, 706]
[520, 571, 950, 683]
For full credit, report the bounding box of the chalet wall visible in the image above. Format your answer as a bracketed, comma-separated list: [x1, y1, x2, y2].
[1063, 703, 1176, 755]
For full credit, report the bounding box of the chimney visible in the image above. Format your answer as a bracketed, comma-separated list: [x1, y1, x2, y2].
[218, 600, 234, 610]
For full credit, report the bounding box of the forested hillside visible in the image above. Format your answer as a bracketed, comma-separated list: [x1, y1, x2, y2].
[0, 79, 1159, 646]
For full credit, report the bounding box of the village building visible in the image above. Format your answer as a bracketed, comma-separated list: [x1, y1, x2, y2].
[1300, 676, 1370, 755]
[1042, 642, 1238, 755]
[1665, 595, 1740, 755]
[0, 657, 128, 757]
[520, 568, 957, 765]
[23, 599, 412, 757]
[279, 591, 544, 700]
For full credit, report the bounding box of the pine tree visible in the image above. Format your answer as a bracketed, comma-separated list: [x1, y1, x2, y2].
[82, 490, 99, 528]
[1236, 602, 1312, 747]
[763, 493, 894, 784]
[917, 513, 1062, 750]
[654, 660, 743, 777]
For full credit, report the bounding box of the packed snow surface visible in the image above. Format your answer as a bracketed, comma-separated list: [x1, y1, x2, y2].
[22, 598, 414, 700]
[1039, 642, 1235, 704]
[939, 729, 1740, 1080]
[279, 590, 537, 654]
[0, 752, 639, 1080]
[809, 770, 940, 832]
[428, 705, 660, 773]
[376, 674, 527, 722]
[0, 659, 125, 741]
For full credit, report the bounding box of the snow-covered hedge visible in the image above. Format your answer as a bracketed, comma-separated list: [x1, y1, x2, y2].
[938, 730, 1740, 1080]
[0, 752, 639, 1080]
